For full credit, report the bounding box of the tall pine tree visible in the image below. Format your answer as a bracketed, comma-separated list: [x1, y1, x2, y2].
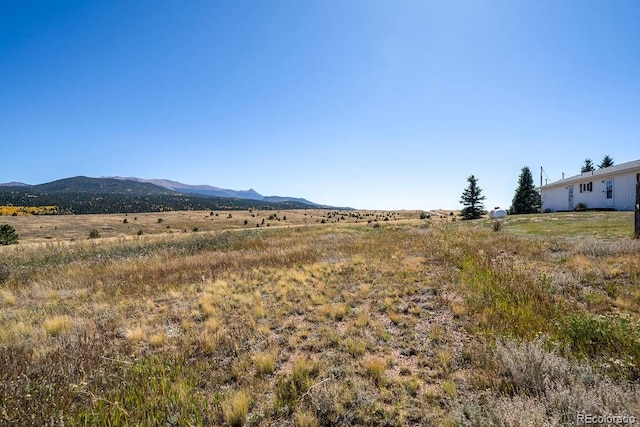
[598, 155, 614, 169]
[510, 166, 540, 214]
[581, 158, 594, 173]
[459, 175, 486, 220]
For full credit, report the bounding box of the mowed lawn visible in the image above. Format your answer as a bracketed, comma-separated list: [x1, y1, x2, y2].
[0, 211, 638, 425]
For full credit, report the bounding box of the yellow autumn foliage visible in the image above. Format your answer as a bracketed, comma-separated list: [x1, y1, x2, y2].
[0, 206, 59, 216]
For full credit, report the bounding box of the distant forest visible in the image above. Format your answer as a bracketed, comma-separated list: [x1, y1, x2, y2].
[0, 190, 312, 214]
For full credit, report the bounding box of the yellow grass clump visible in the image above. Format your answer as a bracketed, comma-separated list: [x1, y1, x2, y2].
[364, 356, 387, 385]
[441, 380, 456, 398]
[148, 332, 166, 347]
[354, 308, 370, 328]
[0, 289, 17, 305]
[222, 390, 251, 427]
[252, 351, 277, 376]
[0, 321, 34, 343]
[294, 410, 319, 427]
[124, 325, 146, 342]
[43, 315, 73, 336]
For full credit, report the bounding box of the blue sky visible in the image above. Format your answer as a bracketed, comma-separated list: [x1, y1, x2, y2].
[1, 1, 638, 210]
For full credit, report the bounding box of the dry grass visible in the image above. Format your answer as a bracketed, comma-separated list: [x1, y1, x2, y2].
[43, 315, 73, 336]
[124, 325, 146, 342]
[0, 208, 425, 244]
[0, 211, 638, 425]
[0, 289, 16, 305]
[222, 390, 251, 427]
[294, 410, 319, 427]
[441, 380, 456, 398]
[364, 356, 387, 386]
[148, 332, 166, 347]
[460, 337, 638, 425]
[253, 351, 277, 376]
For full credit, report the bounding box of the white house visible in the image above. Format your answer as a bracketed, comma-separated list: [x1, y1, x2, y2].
[541, 159, 640, 212]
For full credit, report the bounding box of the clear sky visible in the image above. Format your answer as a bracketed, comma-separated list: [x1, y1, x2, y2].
[1, 1, 639, 210]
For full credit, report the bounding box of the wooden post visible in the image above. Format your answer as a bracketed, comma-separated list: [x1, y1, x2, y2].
[636, 182, 640, 239]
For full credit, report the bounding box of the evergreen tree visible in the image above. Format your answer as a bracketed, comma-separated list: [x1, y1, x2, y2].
[459, 175, 486, 220]
[598, 155, 614, 169]
[581, 158, 594, 173]
[510, 166, 540, 214]
[0, 224, 19, 245]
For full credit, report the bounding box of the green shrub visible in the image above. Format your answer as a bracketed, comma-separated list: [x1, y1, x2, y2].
[0, 224, 19, 245]
[461, 257, 559, 338]
[274, 376, 298, 414]
[560, 312, 640, 379]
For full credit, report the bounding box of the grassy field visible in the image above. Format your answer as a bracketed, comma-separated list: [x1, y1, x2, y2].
[0, 211, 638, 425]
[0, 208, 432, 244]
[490, 211, 636, 240]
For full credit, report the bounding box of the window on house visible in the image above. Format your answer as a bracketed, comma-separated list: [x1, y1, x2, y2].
[579, 182, 593, 192]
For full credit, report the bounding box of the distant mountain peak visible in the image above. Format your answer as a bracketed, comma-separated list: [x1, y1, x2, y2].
[35, 176, 176, 196]
[0, 181, 30, 187]
[1, 176, 344, 210]
[111, 177, 324, 206]
[0, 176, 331, 214]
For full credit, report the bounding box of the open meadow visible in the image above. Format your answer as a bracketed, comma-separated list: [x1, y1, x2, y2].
[0, 208, 431, 244]
[0, 210, 639, 425]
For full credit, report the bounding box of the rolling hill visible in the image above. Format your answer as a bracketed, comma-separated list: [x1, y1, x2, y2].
[111, 177, 325, 207]
[0, 176, 336, 214]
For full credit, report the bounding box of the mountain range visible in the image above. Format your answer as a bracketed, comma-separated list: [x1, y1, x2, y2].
[0, 176, 344, 214]
[109, 177, 320, 206]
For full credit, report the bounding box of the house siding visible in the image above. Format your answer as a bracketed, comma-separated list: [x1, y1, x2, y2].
[614, 172, 637, 211]
[541, 161, 640, 212]
[542, 185, 571, 211]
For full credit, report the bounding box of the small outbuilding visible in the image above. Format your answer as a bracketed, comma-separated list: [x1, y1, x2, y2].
[541, 159, 640, 212]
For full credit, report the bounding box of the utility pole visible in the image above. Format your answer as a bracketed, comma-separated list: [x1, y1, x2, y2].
[540, 167, 544, 211]
[635, 181, 640, 239]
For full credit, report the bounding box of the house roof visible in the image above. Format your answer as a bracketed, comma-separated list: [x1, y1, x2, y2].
[541, 159, 640, 189]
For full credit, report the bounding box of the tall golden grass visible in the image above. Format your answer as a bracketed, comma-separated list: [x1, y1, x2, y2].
[0, 211, 638, 425]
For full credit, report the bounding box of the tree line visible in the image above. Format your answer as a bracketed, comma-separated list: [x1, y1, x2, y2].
[581, 155, 614, 173]
[459, 168, 539, 220]
[0, 191, 312, 215]
[460, 155, 615, 220]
